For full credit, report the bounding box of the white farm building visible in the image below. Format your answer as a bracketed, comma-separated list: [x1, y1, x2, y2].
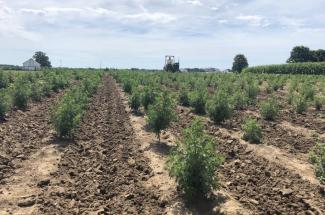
[23, 58, 41, 71]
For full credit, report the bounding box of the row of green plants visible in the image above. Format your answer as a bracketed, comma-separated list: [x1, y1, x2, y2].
[0, 70, 73, 120]
[122, 80, 224, 199]
[243, 62, 325, 75]
[50, 72, 102, 138]
[113, 69, 325, 189]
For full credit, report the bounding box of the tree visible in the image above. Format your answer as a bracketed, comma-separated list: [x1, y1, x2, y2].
[287, 46, 312, 63]
[232, 54, 248, 73]
[33, 51, 52, 68]
[312, 49, 325, 62]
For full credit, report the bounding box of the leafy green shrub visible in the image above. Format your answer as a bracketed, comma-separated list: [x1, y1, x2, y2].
[31, 82, 44, 102]
[294, 95, 307, 114]
[309, 143, 325, 182]
[179, 89, 190, 107]
[142, 87, 156, 111]
[287, 92, 294, 105]
[147, 92, 176, 141]
[314, 96, 323, 110]
[129, 91, 141, 112]
[245, 82, 259, 100]
[301, 84, 315, 100]
[208, 92, 232, 124]
[167, 119, 224, 199]
[52, 75, 69, 92]
[241, 118, 262, 144]
[0, 71, 9, 89]
[51, 92, 85, 137]
[0, 90, 10, 119]
[260, 97, 279, 120]
[13, 80, 30, 109]
[51, 74, 101, 138]
[42, 82, 52, 97]
[231, 91, 249, 110]
[190, 91, 206, 115]
[123, 80, 133, 94]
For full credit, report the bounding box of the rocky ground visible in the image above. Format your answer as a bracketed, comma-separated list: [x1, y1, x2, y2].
[38, 76, 164, 214]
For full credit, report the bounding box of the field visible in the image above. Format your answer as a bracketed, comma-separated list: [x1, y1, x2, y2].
[0, 69, 324, 214]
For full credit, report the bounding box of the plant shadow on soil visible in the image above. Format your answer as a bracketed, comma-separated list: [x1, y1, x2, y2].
[145, 140, 174, 156]
[132, 110, 145, 117]
[49, 138, 74, 151]
[173, 193, 227, 215]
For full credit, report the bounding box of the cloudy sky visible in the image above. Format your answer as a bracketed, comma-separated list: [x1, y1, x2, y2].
[1, 0, 325, 69]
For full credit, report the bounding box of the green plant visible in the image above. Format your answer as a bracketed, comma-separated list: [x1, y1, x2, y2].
[142, 87, 156, 111]
[0, 71, 9, 89]
[243, 62, 325, 75]
[241, 118, 262, 144]
[167, 118, 224, 199]
[294, 95, 307, 114]
[231, 91, 249, 110]
[245, 82, 259, 100]
[51, 73, 101, 138]
[51, 94, 84, 137]
[208, 92, 232, 124]
[147, 92, 176, 141]
[260, 97, 279, 120]
[31, 82, 44, 102]
[0, 90, 10, 120]
[314, 96, 323, 110]
[13, 80, 30, 109]
[309, 143, 325, 182]
[301, 84, 315, 100]
[129, 90, 141, 112]
[190, 90, 206, 115]
[123, 80, 133, 94]
[179, 89, 190, 107]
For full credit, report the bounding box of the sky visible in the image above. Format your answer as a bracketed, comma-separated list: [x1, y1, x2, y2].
[0, 0, 325, 69]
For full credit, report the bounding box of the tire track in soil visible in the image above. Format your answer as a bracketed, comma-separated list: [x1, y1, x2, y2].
[38, 76, 164, 214]
[0, 90, 69, 215]
[171, 108, 325, 215]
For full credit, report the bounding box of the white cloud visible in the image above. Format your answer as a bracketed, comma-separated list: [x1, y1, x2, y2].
[187, 0, 203, 6]
[236, 15, 269, 27]
[0, 2, 39, 40]
[1, 0, 325, 68]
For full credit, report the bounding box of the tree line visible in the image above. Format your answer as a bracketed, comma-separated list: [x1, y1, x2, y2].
[232, 45, 325, 73]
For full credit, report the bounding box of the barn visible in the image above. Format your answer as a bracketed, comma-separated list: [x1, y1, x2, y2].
[22, 58, 41, 71]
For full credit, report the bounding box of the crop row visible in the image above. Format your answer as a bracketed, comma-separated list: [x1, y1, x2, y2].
[243, 62, 325, 75]
[0, 70, 75, 120]
[50, 71, 102, 138]
[111, 70, 324, 184]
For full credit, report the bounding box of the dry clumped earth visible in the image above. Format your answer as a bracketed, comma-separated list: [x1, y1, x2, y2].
[0, 75, 324, 215]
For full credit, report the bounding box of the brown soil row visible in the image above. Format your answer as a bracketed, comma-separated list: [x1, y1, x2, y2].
[38, 76, 164, 214]
[0, 90, 66, 183]
[171, 108, 325, 214]
[224, 108, 322, 154]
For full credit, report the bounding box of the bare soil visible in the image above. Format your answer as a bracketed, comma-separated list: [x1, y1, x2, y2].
[0, 90, 67, 214]
[118, 87, 252, 215]
[171, 107, 325, 214]
[37, 76, 164, 214]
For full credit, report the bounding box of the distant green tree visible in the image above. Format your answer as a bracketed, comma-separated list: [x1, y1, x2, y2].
[312, 49, 325, 62]
[287, 46, 312, 63]
[232, 54, 248, 73]
[33, 51, 52, 68]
